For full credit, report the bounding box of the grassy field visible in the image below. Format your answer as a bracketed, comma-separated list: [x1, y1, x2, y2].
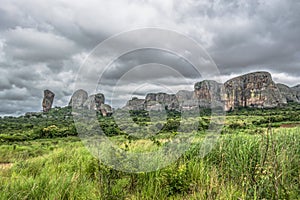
[0, 105, 300, 199]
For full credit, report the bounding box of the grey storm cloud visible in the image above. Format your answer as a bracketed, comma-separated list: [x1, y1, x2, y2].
[99, 49, 200, 81]
[0, 0, 300, 115]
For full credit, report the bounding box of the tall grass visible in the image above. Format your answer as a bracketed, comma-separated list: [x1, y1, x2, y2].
[1, 128, 299, 199]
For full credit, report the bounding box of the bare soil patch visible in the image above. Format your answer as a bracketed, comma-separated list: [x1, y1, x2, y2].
[280, 123, 300, 128]
[0, 163, 13, 170]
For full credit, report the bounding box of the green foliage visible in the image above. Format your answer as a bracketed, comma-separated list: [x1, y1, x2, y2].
[1, 104, 300, 199]
[0, 129, 299, 199]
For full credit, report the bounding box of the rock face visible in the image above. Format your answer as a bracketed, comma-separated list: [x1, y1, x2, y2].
[120, 71, 300, 112]
[100, 104, 113, 117]
[224, 71, 286, 110]
[277, 83, 299, 103]
[83, 93, 105, 110]
[124, 97, 145, 110]
[145, 93, 179, 111]
[69, 89, 88, 109]
[176, 90, 199, 110]
[42, 90, 55, 112]
[123, 93, 180, 111]
[176, 90, 194, 103]
[292, 84, 300, 91]
[292, 85, 300, 100]
[69, 90, 113, 116]
[194, 80, 224, 108]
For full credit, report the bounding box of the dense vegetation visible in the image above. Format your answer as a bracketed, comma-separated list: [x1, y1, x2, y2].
[1, 104, 300, 199]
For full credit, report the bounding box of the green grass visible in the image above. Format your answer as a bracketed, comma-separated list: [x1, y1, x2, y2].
[0, 128, 299, 199]
[1, 104, 300, 199]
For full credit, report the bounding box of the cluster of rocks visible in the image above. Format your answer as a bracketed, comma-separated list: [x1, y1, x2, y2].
[123, 71, 300, 112]
[41, 71, 300, 114]
[68, 89, 113, 116]
[42, 89, 113, 116]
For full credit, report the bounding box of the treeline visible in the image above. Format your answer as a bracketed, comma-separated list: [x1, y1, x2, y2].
[1, 103, 300, 143]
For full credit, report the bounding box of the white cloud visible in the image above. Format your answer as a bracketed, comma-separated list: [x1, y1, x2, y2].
[272, 72, 300, 87]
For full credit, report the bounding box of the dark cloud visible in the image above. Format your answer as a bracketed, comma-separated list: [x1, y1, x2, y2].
[0, 0, 300, 115]
[206, 0, 300, 75]
[99, 49, 200, 82]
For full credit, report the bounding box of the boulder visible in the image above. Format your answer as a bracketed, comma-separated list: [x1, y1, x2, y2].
[224, 71, 286, 110]
[69, 89, 88, 109]
[42, 89, 55, 112]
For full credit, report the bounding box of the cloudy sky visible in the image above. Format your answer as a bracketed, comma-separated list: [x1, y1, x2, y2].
[1, 0, 300, 116]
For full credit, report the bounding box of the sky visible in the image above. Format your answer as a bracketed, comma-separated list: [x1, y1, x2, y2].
[0, 0, 300, 116]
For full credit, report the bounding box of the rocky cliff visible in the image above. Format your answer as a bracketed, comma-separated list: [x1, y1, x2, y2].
[42, 90, 55, 112]
[123, 93, 180, 111]
[292, 84, 300, 91]
[277, 83, 299, 103]
[175, 90, 199, 110]
[124, 97, 145, 111]
[194, 80, 224, 108]
[57, 71, 300, 114]
[145, 93, 179, 111]
[291, 85, 300, 100]
[123, 71, 298, 112]
[224, 72, 286, 110]
[176, 90, 194, 103]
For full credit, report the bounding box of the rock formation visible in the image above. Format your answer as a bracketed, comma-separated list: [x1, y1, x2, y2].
[123, 72, 292, 111]
[176, 90, 194, 103]
[42, 89, 55, 112]
[68, 90, 113, 116]
[100, 104, 113, 117]
[83, 93, 105, 110]
[124, 97, 145, 110]
[145, 93, 179, 111]
[123, 93, 180, 111]
[291, 85, 300, 100]
[194, 80, 224, 108]
[224, 71, 286, 110]
[175, 90, 199, 110]
[292, 84, 300, 91]
[277, 83, 299, 103]
[69, 89, 88, 109]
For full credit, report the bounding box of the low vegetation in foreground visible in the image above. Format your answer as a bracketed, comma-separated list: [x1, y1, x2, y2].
[1, 104, 300, 199]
